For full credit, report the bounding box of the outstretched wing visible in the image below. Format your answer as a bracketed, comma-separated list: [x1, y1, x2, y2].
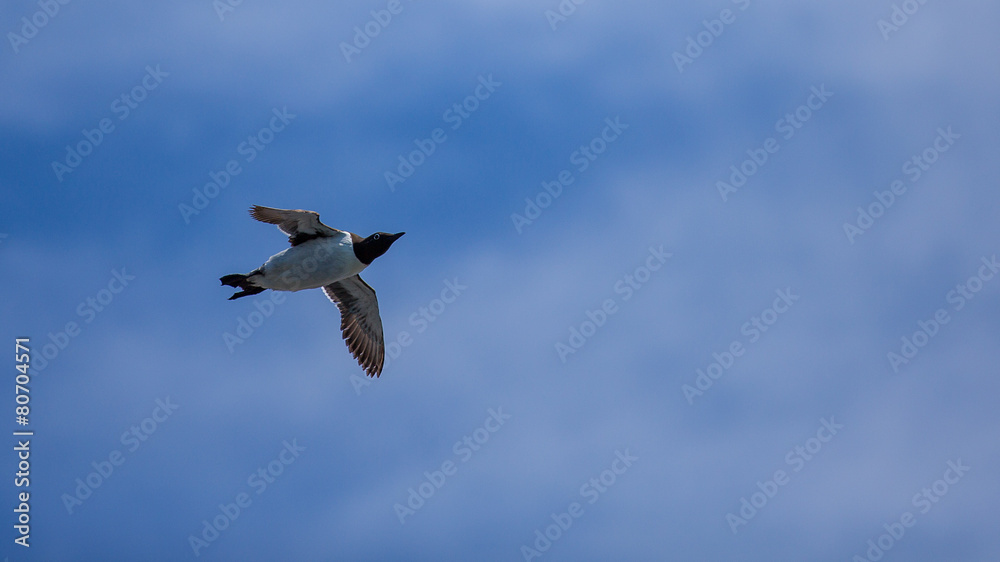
[249, 205, 343, 246]
[322, 275, 385, 378]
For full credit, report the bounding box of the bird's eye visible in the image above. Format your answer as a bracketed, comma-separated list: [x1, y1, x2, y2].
[373, 234, 380, 240]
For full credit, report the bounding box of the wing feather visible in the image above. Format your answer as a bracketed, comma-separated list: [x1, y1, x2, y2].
[322, 275, 385, 378]
[249, 205, 342, 246]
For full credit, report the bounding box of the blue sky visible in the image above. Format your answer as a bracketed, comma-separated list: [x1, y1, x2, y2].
[2, 1, 999, 560]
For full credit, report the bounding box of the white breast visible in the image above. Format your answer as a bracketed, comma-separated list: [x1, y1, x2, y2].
[258, 233, 366, 292]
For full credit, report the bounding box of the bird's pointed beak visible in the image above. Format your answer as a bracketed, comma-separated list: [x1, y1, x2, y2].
[392, 232, 405, 240]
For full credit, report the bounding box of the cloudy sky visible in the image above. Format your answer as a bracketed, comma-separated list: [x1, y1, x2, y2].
[2, 1, 999, 560]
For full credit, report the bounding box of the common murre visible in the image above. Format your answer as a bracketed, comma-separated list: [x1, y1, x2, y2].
[220, 205, 404, 377]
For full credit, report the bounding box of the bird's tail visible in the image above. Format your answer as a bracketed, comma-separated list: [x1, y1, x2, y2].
[220, 271, 266, 300]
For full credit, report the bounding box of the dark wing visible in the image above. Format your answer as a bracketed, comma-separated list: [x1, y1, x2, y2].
[249, 205, 343, 246]
[322, 275, 385, 378]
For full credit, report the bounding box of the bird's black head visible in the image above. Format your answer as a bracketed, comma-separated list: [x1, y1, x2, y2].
[353, 232, 405, 265]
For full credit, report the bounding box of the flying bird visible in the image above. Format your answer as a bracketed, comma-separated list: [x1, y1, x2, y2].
[220, 205, 404, 377]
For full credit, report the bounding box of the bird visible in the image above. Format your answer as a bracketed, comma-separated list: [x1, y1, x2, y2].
[220, 205, 404, 377]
